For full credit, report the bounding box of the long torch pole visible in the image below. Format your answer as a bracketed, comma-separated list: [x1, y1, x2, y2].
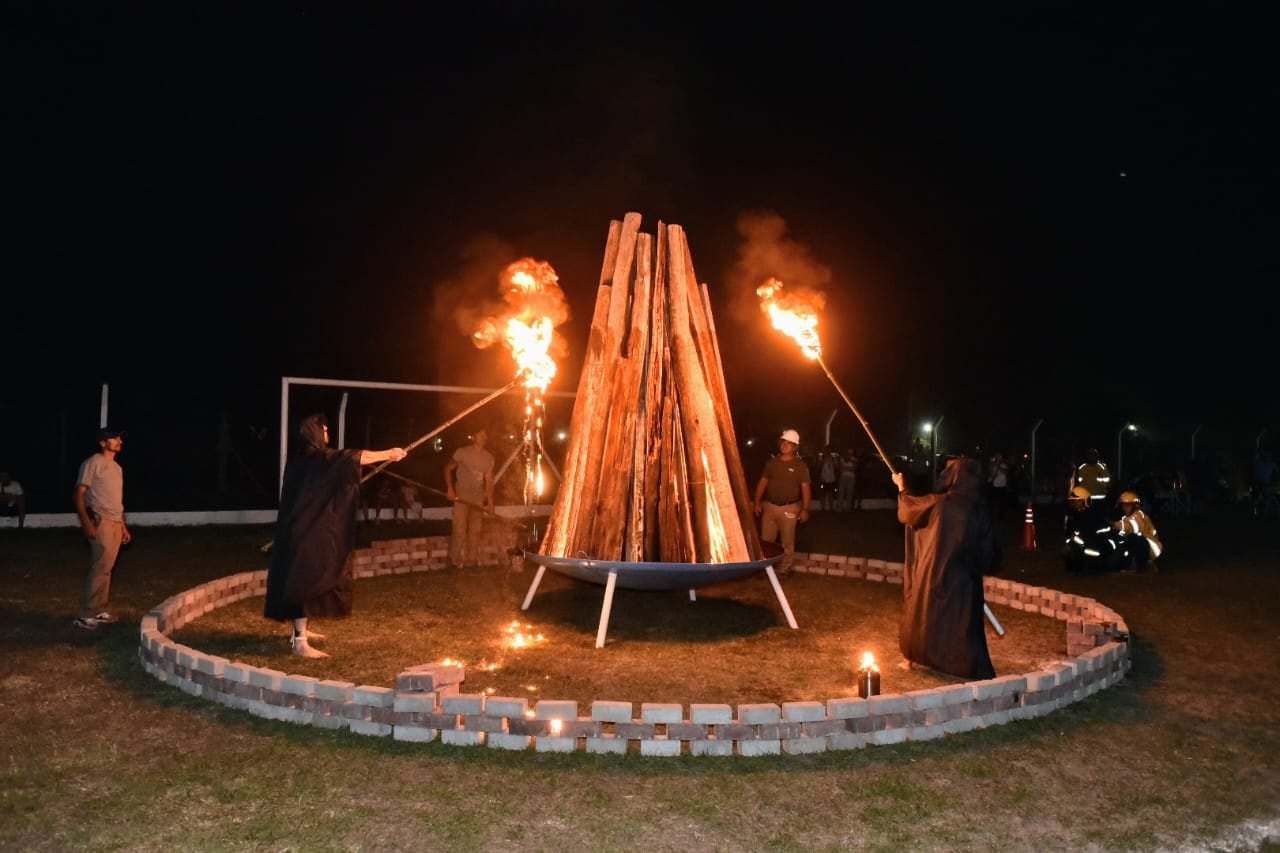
[371, 467, 529, 529]
[815, 355, 1004, 638]
[360, 379, 519, 484]
[816, 356, 897, 476]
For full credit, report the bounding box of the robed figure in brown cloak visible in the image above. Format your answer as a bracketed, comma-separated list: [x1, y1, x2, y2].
[894, 456, 998, 680]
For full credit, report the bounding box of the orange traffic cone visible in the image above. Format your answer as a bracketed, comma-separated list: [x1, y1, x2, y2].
[1022, 500, 1037, 550]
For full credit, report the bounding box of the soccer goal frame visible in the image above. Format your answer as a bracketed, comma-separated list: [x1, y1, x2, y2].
[277, 376, 575, 509]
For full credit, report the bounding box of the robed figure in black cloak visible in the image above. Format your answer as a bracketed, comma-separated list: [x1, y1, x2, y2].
[892, 456, 998, 680]
[265, 413, 406, 658]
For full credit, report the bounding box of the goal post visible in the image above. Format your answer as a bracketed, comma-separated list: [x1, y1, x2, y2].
[277, 376, 575, 515]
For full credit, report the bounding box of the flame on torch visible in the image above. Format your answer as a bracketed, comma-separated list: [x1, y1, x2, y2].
[473, 258, 567, 509]
[472, 258, 567, 393]
[757, 277, 824, 360]
[757, 276, 898, 477]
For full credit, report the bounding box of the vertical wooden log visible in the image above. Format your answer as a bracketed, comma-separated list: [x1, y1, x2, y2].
[625, 232, 655, 561]
[660, 386, 695, 564]
[641, 229, 669, 561]
[570, 212, 642, 558]
[540, 219, 621, 556]
[686, 258, 764, 558]
[664, 223, 713, 561]
[667, 224, 747, 562]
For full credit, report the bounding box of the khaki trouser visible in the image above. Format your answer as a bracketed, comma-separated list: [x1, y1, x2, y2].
[449, 501, 484, 567]
[760, 500, 802, 574]
[81, 518, 123, 616]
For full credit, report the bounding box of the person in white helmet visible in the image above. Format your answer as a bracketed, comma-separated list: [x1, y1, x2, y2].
[752, 428, 811, 577]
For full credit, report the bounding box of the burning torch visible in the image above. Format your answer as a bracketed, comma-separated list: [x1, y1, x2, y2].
[757, 277, 1005, 638]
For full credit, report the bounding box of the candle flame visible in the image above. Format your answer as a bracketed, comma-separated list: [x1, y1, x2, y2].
[757, 276, 823, 360]
[860, 651, 879, 671]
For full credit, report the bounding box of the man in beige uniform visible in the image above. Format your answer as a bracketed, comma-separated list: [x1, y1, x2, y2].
[444, 427, 495, 568]
[73, 428, 131, 630]
[752, 428, 812, 577]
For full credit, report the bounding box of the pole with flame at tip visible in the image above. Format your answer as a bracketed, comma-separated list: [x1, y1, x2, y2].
[360, 379, 520, 484]
[756, 278, 897, 476]
[258, 378, 524, 555]
[758, 277, 1004, 638]
[815, 355, 898, 477]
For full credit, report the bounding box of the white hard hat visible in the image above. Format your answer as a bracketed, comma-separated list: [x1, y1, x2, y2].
[780, 429, 800, 445]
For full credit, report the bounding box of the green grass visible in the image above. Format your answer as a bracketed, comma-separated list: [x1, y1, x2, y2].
[2, 507, 1278, 851]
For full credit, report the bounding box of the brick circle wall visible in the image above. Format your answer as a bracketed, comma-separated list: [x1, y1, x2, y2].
[138, 533, 1131, 756]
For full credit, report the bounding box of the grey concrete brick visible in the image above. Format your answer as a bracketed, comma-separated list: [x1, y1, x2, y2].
[585, 737, 627, 755]
[689, 703, 733, 724]
[640, 739, 682, 757]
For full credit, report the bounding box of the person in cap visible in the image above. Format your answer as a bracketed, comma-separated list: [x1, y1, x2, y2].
[892, 457, 998, 680]
[263, 413, 407, 658]
[752, 428, 811, 577]
[72, 428, 130, 630]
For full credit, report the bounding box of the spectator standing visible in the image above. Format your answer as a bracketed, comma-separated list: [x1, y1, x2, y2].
[0, 470, 25, 528]
[72, 428, 131, 630]
[398, 482, 422, 522]
[752, 429, 812, 577]
[444, 427, 495, 568]
[264, 414, 406, 658]
[892, 457, 998, 680]
[838, 449, 859, 511]
[817, 445, 840, 511]
[987, 452, 1011, 521]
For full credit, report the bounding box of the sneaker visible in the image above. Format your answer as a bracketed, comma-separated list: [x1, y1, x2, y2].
[73, 616, 100, 630]
[93, 612, 118, 623]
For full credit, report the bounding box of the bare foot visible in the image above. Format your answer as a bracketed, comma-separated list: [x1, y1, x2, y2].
[290, 637, 329, 659]
[305, 629, 325, 641]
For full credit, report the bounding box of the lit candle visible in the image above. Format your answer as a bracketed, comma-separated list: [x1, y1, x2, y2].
[857, 651, 880, 698]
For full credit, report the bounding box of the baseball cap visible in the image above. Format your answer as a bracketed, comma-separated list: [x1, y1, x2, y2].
[96, 427, 127, 442]
[780, 429, 800, 445]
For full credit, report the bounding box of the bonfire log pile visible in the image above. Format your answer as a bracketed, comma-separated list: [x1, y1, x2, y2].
[540, 213, 763, 564]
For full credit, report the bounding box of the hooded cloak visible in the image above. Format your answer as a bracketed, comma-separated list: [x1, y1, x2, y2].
[264, 413, 364, 620]
[896, 456, 998, 679]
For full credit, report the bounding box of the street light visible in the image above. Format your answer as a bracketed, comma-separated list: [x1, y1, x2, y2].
[1117, 422, 1137, 484]
[1030, 418, 1045, 503]
[923, 417, 944, 480]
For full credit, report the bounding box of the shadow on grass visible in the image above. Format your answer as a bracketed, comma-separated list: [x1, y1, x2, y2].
[521, 584, 784, 643]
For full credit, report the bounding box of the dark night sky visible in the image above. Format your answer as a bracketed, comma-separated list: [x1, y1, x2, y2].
[7, 5, 1278, 490]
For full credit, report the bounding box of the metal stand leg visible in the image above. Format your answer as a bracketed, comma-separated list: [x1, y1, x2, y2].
[520, 565, 547, 611]
[596, 569, 619, 648]
[763, 565, 799, 629]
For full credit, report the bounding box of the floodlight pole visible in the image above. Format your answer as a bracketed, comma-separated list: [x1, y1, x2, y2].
[1030, 418, 1044, 504]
